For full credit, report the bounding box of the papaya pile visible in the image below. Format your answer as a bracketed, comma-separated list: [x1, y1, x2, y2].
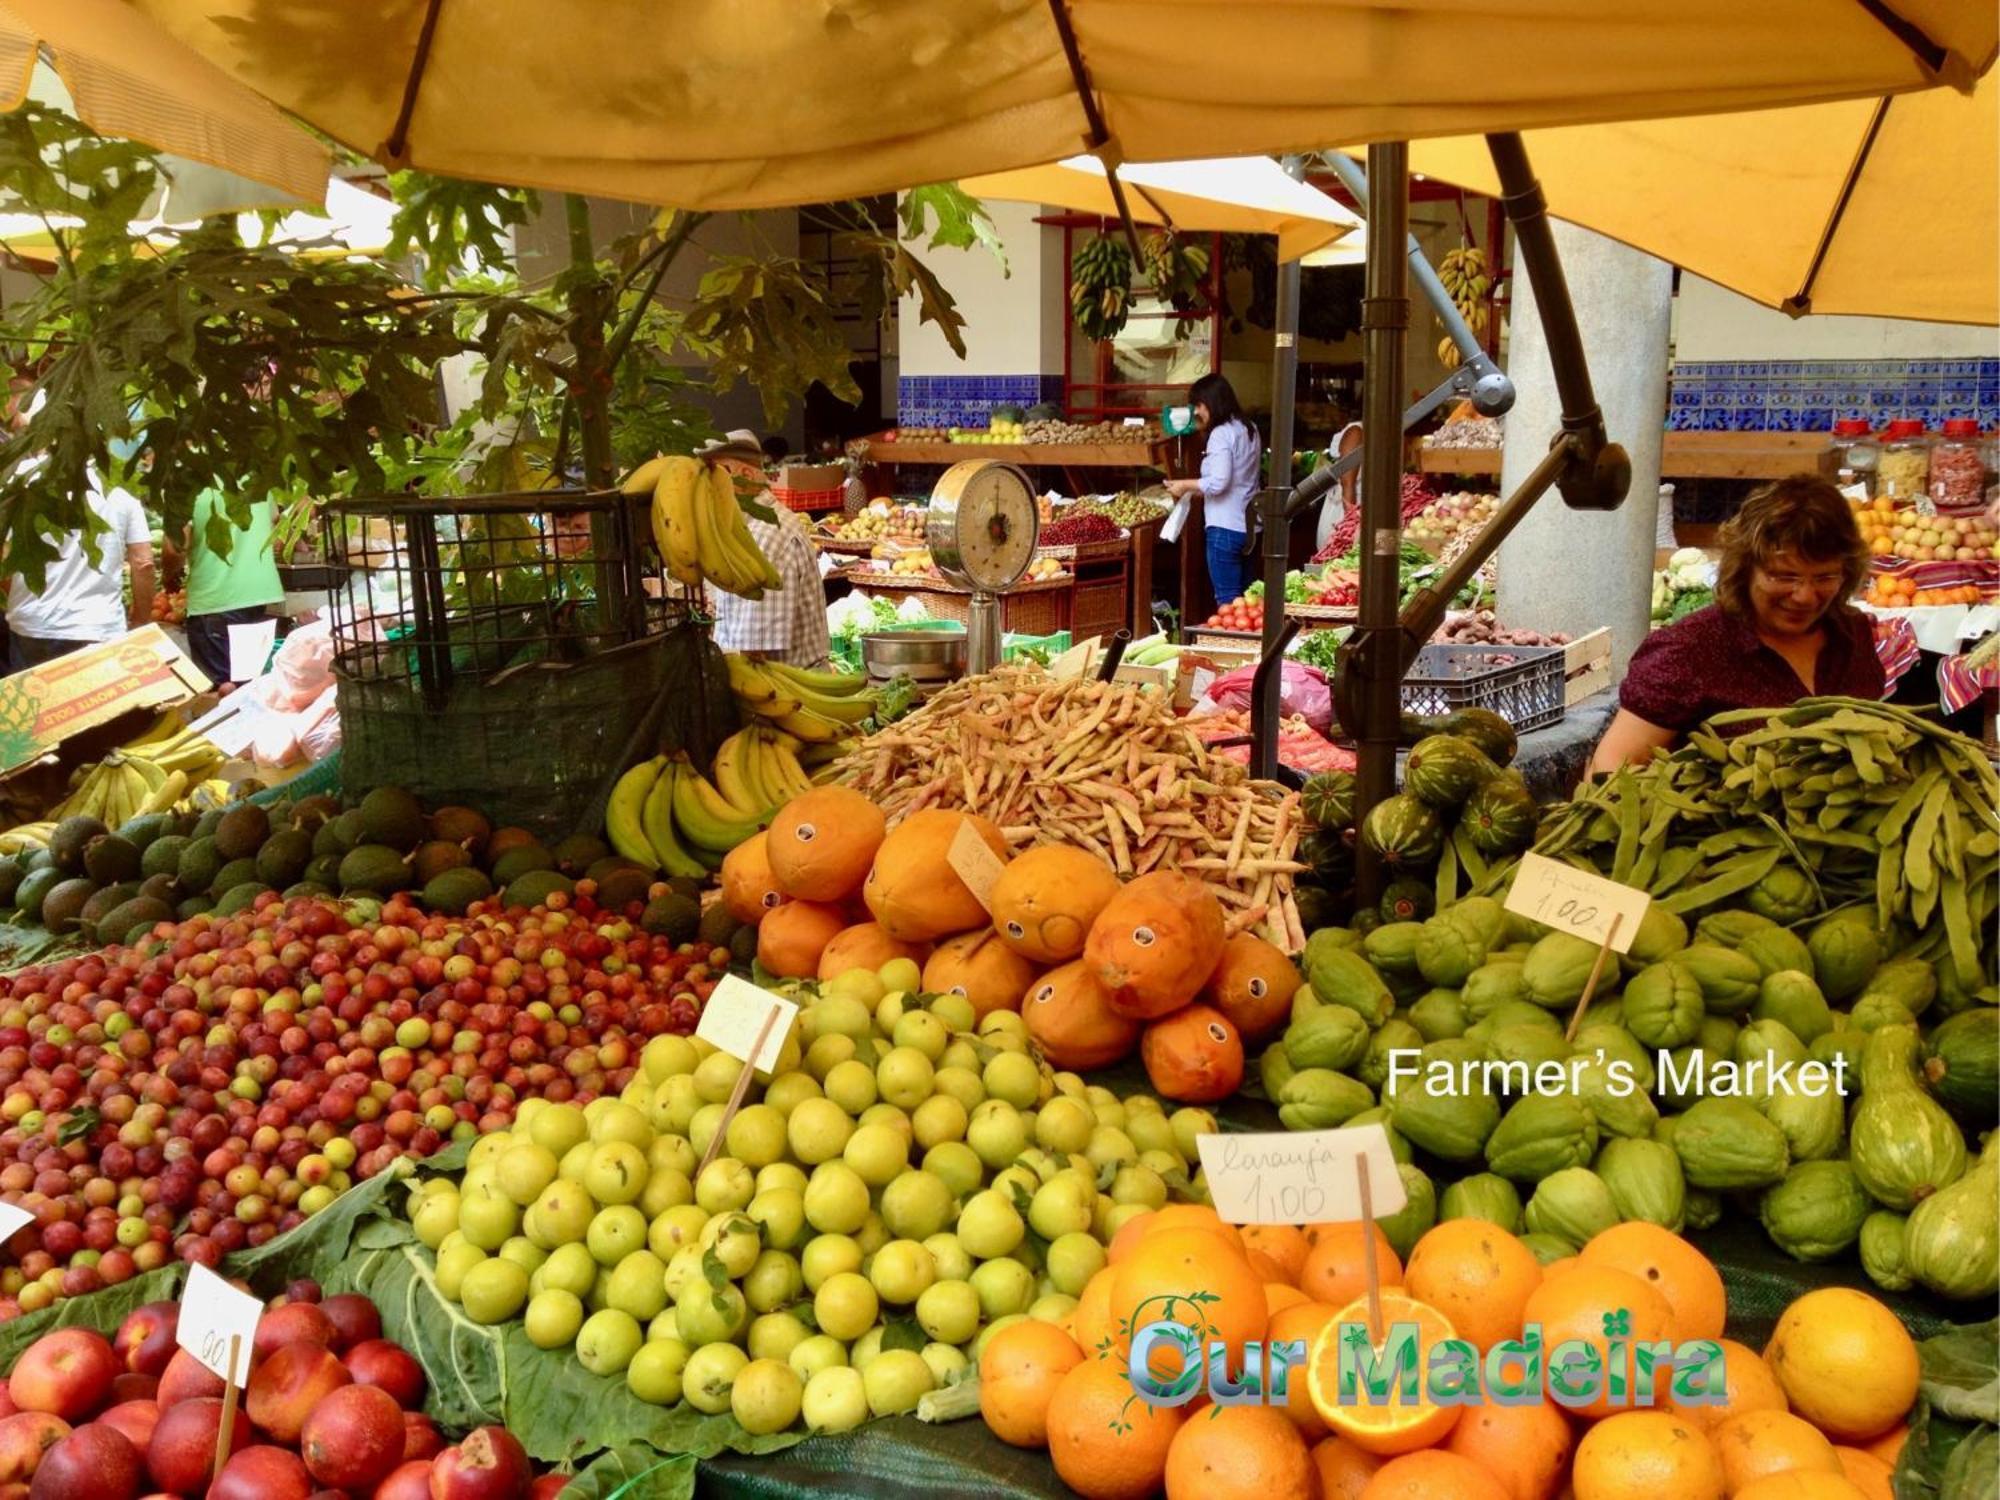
[722, 788, 1310, 1106]
[1258, 889, 1997, 1298]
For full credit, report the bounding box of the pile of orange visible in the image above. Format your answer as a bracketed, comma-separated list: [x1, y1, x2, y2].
[1863, 574, 1990, 607]
[979, 1214, 1921, 1500]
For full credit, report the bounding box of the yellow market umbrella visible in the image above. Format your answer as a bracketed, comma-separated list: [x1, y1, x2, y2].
[962, 155, 1358, 262]
[1392, 74, 1998, 325]
[120, 1, 1993, 214]
[0, 0, 329, 210]
[0, 176, 395, 263]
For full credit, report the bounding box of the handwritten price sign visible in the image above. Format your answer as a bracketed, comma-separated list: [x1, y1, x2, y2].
[178, 1263, 261, 1386]
[1196, 1126, 1406, 1226]
[1504, 852, 1650, 955]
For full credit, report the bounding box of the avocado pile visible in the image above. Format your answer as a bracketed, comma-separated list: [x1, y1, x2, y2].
[0, 786, 711, 950]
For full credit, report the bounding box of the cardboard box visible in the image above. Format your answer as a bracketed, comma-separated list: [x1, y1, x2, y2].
[778, 463, 845, 493]
[0, 626, 210, 777]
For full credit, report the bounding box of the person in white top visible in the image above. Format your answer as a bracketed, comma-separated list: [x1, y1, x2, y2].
[1162, 373, 1261, 606]
[1316, 420, 1364, 552]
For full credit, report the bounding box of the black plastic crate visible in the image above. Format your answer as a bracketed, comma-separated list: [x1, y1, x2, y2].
[1401, 642, 1566, 733]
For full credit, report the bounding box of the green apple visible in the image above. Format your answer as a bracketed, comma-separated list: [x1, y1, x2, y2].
[876, 958, 921, 995]
[1170, 1107, 1217, 1162]
[875, 1046, 935, 1111]
[1103, 1201, 1151, 1240]
[868, 1239, 937, 1304]
[978, 1011, 1027, 1043]
[921, 1143, 984, 1199]
[732, 1358, 804, 1435]
[495, 1143, 560, 1206]
[808, 993, 876, 1041]
[813, 1271, 879, 1341]
[654, 1076, 703, 1135]
[921, 1342, 969, 1388]
[576, 1307, 644, 1374]
[789, 1333, 848, 1383]
[1034, 1097, 1095, 1156]
[726, 1103, 788, 1168]
[744, 1249, 804, 1314]
[800, 1234, 863, 1292]
[457, 1185, 520, 1251]
[1046, 1232, 1106, 1296]
[582, 1141, 649, 1206]
[539, 1241, 598, 1297]
[605, 1249, 670, 1322]
[683, 1342, 749, 1414]
[1029, 1293, 1078, 1326]
[412, 1190, 460, 1249]
[756, 1161, 808, 1196]
[874, 991, 909, 1034]
[937, 1043, 983, 1077]
[922, 1232, 973, 1282]
[879, 1171, 954, 1241]
[524, 1288, 585, 1349]
[982, 1051, 1041, 1109]
[695, 1156, 755, 1215]
[650, 1134, 696, 1178]
[863, 1349, 935, 1417]
[460, 1258, 531, 1324]
[747, 1187, 806, 1251]
[801, 1366, 869, 1434]
[786, 1098, 854, 1165]
[848, 1326, 885, 1371]
[910, 1095, 968, 1151]
[586, 1204, 648, 1265]
[467, 1132, 513, 1170]
[955, 1190, 1025, 1260]
[747, 1308, 812, 1363]
[915, 1278, 981, 1344]
[1028, 1175, 1095, 1240]
[803, 1034, 858, 1081]
[891, 1010, 949, 1062]
[969, 1256, 1036, 1320]
[1085, 1126, 1138, 1171]
[435, 1239, 487, 1301]
[646, 1202, 710, 1261]
[662, 1245, 706, 1302]
[763, 1072, 822, 1115]
[693, 1051, 745, 1105]
[527, 1179, 594, 1250]
[927, 993, 976, 1035]
[803, 1163, 870, 1234]
[842, 1122, 909, 1187]
[498, 1236, 547, 1276]
[639, 1165, 694, 1219]
[675, 1277, 748, 1347]
[965, 1102, 1027, 1169]
[626, 1335, 690, 1404]
[822, 1059, 879, 1116]
[1124, 1110, 1179, 1159]
[854, 1210, 889, 1258]
[642, 1034, 699, 1083]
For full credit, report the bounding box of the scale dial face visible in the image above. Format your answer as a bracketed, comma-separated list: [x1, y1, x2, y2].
[927, 461, 1038, 591]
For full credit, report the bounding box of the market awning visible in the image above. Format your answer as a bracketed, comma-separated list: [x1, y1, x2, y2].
[961, 155, 1359, 263]
[117, 1, 1994, 214]
[1384, 73, 1999, 326]
[0, 175, 396, 263]
[0, 0, 329, 211]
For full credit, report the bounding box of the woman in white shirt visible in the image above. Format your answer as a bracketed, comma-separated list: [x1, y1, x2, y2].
[1163, 374, 1260, 606]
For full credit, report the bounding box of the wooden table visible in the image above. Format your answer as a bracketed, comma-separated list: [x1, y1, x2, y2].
[1415, 431, 1828, 481]
[856, 434, 1171, 500]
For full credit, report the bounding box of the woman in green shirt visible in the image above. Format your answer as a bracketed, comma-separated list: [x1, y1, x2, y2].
[178, 490, 283, 686]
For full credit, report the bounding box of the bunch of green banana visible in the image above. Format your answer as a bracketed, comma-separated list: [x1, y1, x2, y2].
[0, 822, 54, 855]
[621, 454, 782, 599]
[1435, 245, 1493, 369]
[1070, 234, 1134, 341]
[724, 653, 875, 747]
[1140, 232, 1213, 337]
[606, 731, 802, 876]
[49, 750, 190, 826]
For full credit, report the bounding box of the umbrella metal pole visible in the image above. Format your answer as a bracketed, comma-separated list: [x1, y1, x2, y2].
[1255, 158, 1307, 781]
[1351, 141, 1412, 907]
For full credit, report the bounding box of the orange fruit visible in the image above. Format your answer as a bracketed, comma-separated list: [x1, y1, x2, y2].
[1543, 1256, 1581, 1280]
[1664, 1338, 1788, 1433]
[1580, 1223, 1726, 1342]
[1573, 1410, 1725, 1500]
[1403, 1219, 1543, 1351]
[1140, 1004, 1246, 1104]
[1710, 1409, 1844, 1493]
[1144, 1204, 1248, 1257]
[1241, 1224, 1310, 1285]
[1107, 1211, 1156, 1265]
[755, 899, 848, 978]
[1307, 1291, 1463, 1456]
[1265, 1282, 1309, 1318]
[1246, 1249, 1292, 1284]
[1311, 1435, 1386, 1500]
[1442, 1398, 1574, 1500]
[1047, 1357, 1184, 1500]
[1072, 1267, 1118, 1358]
[1764, 1289, 1920, 1442]
[978, 1318, 1085, 1447]
[1732, 1476, 1870, 1500]
[1862, 1426, 1906, 1467]
[1832, 1448, 1894, 1500]
[1107, 1227, 1268, 1377]
[1163, 1404, 1316, 1500]
[1359, 1449, 1510, 1500]
[1517, 1264, 1677, 1420]
[1299, 1223, 1403, 1309]
[1267, 1300, 1341, 1443]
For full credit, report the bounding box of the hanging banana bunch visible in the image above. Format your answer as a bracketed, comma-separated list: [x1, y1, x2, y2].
[1069, 234, 1134, 342]
[1140, 231, 1214, 338]
[1435, 245, 1493, 370]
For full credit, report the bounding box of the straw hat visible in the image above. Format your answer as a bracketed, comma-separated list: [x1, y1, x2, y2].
[694, 429, 765, 464]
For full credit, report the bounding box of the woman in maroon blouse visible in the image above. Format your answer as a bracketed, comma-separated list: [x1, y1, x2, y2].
[1591, 476, 1885, 773]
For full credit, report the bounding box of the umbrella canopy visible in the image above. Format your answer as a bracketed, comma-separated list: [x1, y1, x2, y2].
[121, 0, 1992, 213]
[961, 155, 1359, 262]
[0, 175, 396, 261]
[0, 0, 329, 210]
[1389, 74, 1998, 325]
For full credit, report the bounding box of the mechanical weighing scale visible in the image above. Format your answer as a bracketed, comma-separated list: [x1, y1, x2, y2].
[925, 460, 1040, 674]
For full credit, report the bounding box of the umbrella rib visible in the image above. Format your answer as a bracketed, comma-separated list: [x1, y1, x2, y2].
[1782, 97, 1891, 317]
[1043, 0, 1145, 265]
[1847, 0, 1948, 77]
[381, 0, 447, 167]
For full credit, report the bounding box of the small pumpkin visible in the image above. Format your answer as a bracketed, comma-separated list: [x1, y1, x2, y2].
[1021, 960, 1140, 1070]
[719, 832, 785, 925]
[921, 929, 1040, 1020]
[765, 786, 885, 902]
[863, 809, 1009, 941]
[816, 921, 930, 981]
[1201, 932, 1302, 1044]
[987, 844, 1120, 964]
[1083, 870, 1226, 1020]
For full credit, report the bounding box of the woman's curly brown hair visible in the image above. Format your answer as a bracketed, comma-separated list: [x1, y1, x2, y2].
[1713, 475, 1870, 618]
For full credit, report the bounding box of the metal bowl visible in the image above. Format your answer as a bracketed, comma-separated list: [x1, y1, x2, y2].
[862, 629, 967, 697]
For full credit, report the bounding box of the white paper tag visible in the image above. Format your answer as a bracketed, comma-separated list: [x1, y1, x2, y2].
[1189, 666, 1217, 704]
[1504, 851, 1651, 954]
[697, 974, 798, 1073]
[946, 820, 1007, 910]
[201, 707, 261, 758]
[1198, 1125, 1407, 1225]
[178, 1263, 261, 1386]
[225, 619, 278, 683]
[0, 1202, 32, 1246]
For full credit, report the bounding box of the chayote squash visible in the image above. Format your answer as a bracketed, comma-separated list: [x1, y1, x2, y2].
[1806, 909, 1882, 1002]
[1414, 915, 1482, 989]
[1745, 864, 1818, 926]
[1284, 1005, 1372, 1072]
[1695, 909, 1779, 949]
[1572, 1054, 1661, 1141]
[1278, 1068, 1376, 1132]
[1474, 1001, 1565, 1039]
[1518, 1231, 1578, 1265]
[1622, 905, 1691, 970]
[1595, 1137, 1686, 1230]
[1850, 1025, 1968, 1212]
[1344, 1106, 1413, 1165]
[1734, 1018, 1810, 1087]
[1683, 1188, 1722, 1231]
[1382, 966, 1431, 1006]
[1679, 943, 1764, 1014]
[1303, 938, 1395, 1027]
[1408, 988, 1468, 1042]
[1758, 1160, 1871, 1261]
[1461, 960, 1528, 1021]
[1443, 896, 1508, 952]
[1657, 1016, 1741, 1110]
[1574, 1024, 1656, 1093]
[1485, 1093, 1600, 1183]
[1902, 1136, 1998, 1299]
[1383, 1038, 1501, 1162]
[1358, 1019, 1426, 1093]
[1758, 1078, 1846, 1162]
[1671, 1097, 1791, 1190]
[1310, 925, 1363, 954]
[1847, 995, 1917, 1033]
[1808, 1026, 1864, 1079]
[1438, 1172, 1523, 1233]
[1752, 970, 1833, 1044]
[1363, 921, 1425, 978]
[1258, 1042, 1296, 1102]
[1622, 961, 1705, 1049]
[1738, 923, 1815, 980]
[1485, 1023, 1574, 1088]
[1522, 931, 1604, 1010]
[1853, 956, 1937, 1020]
[1576, 997, 1627, 1032]
[1858, 1210, 1913, 1292]
[1923, 1008, 2000, 1125]
[1523, 1167, 1618, 1247]
[1930, 962, 1984, 1021]
[1377, 1163, 1436, 1260]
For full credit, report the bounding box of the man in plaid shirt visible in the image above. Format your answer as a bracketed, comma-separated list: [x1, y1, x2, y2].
[701, 431, 832, 668]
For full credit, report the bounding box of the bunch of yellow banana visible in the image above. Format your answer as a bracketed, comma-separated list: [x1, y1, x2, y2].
[48, 750, 190, 827]
[724, 654, 875, 750]
[1435, 245, 1493, 370]
[621, 455, 782, 599]
[0, 822, 55, 856]
[605, 741, 782, 878]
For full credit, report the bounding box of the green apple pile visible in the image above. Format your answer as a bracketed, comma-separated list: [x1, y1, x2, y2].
[405, 956, 1218, 1437]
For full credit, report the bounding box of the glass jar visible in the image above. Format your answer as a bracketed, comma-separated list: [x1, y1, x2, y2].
[1929, 419, 1989, 515]
[1826, 418, 1879, 499]
[1877, 420, 1931, 504]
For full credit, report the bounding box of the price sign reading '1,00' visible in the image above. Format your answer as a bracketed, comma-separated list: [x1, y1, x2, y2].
[1504, 851, 1651, 955]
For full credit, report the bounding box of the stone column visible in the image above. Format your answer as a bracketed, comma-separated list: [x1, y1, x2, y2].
[1496, 221, 1673, 676]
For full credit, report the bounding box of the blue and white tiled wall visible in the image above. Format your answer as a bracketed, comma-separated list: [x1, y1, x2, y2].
[895, 374, 1065, 428]
[1668, 358, 1999, 432]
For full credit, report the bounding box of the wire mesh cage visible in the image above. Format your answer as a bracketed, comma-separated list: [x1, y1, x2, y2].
[322, 489, 706, 835]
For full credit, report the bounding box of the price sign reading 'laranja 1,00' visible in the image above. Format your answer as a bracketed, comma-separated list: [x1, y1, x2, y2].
[1196, 1126, 1406, 1226]
[1504, 851, 1651, 955]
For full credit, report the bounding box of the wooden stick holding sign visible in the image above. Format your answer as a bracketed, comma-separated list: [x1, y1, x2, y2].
[1503, 852, 1651, 1044]
[693, 975, 798, 1180]
[177, 1262, 261, 1480]
[214, 1335, 242, 1482]
[1355, 1159, 1383, 1341]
